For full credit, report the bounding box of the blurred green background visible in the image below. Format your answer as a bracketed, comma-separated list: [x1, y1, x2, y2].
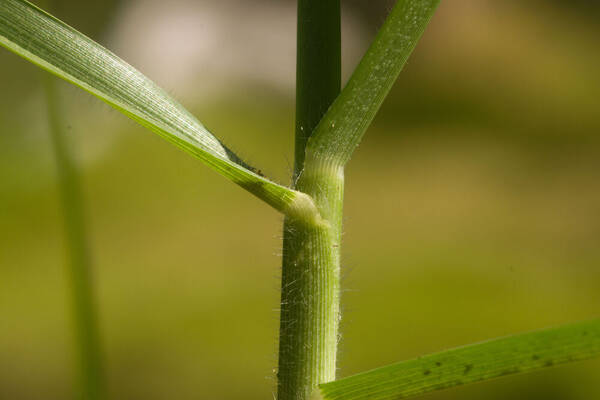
[1, 0, 599, 398]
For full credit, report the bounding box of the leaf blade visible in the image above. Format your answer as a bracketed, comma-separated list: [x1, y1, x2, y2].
[317, 319, 600, 400]
[305, 0, 440, 167]
[0, 0, 320, 222]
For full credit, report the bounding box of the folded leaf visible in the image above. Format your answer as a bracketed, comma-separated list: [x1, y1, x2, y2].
[305, 0, 440, 167]
[316, 319, 600, 400]
[0, 0, 321, 223]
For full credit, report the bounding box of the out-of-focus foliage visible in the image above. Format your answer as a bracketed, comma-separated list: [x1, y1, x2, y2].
[0, 1, 598, 399]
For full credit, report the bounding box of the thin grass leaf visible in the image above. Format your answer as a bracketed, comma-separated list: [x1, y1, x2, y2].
[304, 0, 440, 167]
[314, 319, 600, 400]
[0, 0, 321, 223]
[43, 74, 105, 400]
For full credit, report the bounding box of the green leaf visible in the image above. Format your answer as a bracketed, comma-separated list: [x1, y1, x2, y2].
[304, 0, 440, 167]
[0, 0, 321, 223]
[314, 319, 600, 400]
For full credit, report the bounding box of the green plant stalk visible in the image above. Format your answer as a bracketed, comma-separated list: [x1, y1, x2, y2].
[277, 1, 342, 399]
[278, 163, 344, 400]
[43, 75, 105, 400]
[292, 0, 341, 177]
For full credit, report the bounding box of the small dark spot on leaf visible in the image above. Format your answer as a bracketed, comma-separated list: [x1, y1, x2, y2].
[545, 360, 554, 367]
[532, 354, 540, 361]
[498, 368, 519, 377]
[435, 362, 442, 367]
[582, 331, 588, 337]
[463, 364, 473, 375]
[423, 369, 431, 376]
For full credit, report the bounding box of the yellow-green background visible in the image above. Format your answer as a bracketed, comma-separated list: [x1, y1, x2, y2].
[1, 0, 599, 398]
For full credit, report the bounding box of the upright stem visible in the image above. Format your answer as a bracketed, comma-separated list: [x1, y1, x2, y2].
[43, 75, 105, 400]
[277, 1, 341, 399]
[292, 0, 341, 179]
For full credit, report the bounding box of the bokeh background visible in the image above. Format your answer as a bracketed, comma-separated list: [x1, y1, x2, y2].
[1, 0, 599, 398]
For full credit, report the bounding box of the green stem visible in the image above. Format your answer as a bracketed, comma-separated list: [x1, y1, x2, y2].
[278, 162, 344, 400]
[42, 75, 105, 400]
[292, 0, 341, 178]
[277, 1, 341, 399]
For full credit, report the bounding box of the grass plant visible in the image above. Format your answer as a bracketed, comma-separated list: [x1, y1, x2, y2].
[1, 0, 598, 399]
[43, 73, 105, 400]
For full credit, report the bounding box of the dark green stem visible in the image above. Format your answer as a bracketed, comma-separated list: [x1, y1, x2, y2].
[43, 75, 105, 400]
[277, 1, 342, 399]
[293, 0, 341, 178]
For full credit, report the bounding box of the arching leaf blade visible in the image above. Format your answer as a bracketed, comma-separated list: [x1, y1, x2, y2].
[305, 0, 440, 167]
[0, 0, 319, 222]
[316, 319, 600, 400]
